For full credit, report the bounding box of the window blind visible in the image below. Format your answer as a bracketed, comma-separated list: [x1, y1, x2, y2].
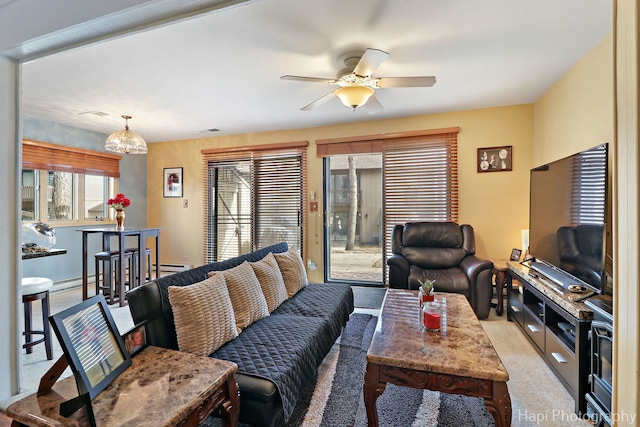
[23, 139, 122, 177]
[570, 144, 607, 225]
[382, 131, 459, 281]
[202, 142, 307, 264]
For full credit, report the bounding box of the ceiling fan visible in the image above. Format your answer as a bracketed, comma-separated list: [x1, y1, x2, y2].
[281, 48, 436, 113]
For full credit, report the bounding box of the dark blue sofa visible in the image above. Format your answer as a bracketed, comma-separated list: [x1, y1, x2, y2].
[126, 243, 354, 427]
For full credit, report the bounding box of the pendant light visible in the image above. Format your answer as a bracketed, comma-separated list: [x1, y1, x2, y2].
[105, 115, 148, 154]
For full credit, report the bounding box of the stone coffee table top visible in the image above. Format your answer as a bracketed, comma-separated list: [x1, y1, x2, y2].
[367, 289, 509, 382]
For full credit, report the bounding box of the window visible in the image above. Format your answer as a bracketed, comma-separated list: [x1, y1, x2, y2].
[22, 140, 121, 223]
[317, 128, 459, 284]
[202, 142, 307, 263]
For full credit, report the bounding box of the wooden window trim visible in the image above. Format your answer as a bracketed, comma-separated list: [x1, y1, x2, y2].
[316, 127, 460, 157]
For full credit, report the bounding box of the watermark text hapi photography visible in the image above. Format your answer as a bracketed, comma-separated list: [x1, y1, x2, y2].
[517, 409, 637, 425]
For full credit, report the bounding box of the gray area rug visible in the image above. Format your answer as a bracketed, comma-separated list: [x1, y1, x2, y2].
[351, 286, 386, 309]
[205, 313, 494, 427]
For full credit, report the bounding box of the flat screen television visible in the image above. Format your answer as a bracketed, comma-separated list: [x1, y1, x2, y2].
[527, 143, 611, 296]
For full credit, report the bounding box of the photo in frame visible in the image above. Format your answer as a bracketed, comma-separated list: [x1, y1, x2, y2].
[163, 167, 183, 198]
[123, 322, 147, 356]
[49, 295, 131, 401]
[510, 248, 523, 262]
[477, 146, 513, 172]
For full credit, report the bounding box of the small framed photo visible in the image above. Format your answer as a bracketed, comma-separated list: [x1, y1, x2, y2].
[49, 295, 131, 400]
[477, 146, 513, 172]
[510, 248, 523, 262]
[163, 167, 183, 198]
[123, 323, 147, 357]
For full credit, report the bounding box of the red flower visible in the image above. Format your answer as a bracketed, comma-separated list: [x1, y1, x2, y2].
[107, 193, 131, 210]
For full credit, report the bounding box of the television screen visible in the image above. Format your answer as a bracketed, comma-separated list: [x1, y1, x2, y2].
[528, 143, 608, 293]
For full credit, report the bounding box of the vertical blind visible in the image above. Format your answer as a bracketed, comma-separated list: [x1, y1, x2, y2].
[570, 144, 607, 225]
[202, 142, 307, 264]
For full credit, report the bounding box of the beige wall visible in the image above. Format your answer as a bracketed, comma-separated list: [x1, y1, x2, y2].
[147, 104, 533, 281]
[533, 34, 614, 166]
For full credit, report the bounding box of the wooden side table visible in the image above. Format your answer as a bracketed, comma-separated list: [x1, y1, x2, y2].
[7, 346, 239, 427]
[491, 259, 509, 316]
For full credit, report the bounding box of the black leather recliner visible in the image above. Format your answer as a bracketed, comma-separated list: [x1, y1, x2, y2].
[556, 224, 604, 288]
[387, 221, 494, 319]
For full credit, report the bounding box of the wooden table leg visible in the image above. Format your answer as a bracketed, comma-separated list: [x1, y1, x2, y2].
[495, 270, 506, 316]
[483, 381, 511, 427]
[220, 376, 240, 427]
[81, 232, 89, 300]
[363, 362, 386, 427]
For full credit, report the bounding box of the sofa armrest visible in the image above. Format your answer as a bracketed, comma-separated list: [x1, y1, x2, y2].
[127, 281, 178, 350]
[387, 254, 410, 288]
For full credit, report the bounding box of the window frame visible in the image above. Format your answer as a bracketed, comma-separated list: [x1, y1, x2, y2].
[201, 141, 308, 264]
[21, 140, 122, 225]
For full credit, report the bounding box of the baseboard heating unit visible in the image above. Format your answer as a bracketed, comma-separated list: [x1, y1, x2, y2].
[157, 263, 191, 272]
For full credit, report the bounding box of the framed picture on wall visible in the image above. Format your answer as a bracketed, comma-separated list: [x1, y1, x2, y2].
[477, 146, 513, 172]
[163, 167, 183, 198]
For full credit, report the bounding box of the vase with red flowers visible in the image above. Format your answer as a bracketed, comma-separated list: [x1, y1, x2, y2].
[108, 193, 131, 230]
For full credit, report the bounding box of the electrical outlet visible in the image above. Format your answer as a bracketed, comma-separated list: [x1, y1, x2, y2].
[183, 199, 188, 208]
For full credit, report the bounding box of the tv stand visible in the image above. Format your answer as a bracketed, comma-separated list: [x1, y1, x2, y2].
[507, 262, 593, 415]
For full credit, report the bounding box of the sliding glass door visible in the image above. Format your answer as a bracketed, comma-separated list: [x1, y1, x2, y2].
[324, 154, 383, 284]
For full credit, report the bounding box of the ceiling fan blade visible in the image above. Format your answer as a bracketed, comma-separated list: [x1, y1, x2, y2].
[377, 76, 436, 88]
[363, 94, 384, 114]
[301, 92, 336, 111]
[281, 75, 336, 84]
[353, 48, 389, 77]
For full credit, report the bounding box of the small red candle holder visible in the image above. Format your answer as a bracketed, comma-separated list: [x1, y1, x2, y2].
[422, 301, 442, 332]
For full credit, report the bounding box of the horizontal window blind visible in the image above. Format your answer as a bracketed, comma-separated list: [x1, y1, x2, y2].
[255, 154, 305, 254]
[202, 142, 307, 264]
[382, 131, 459, 281]
[23, 139, 122, 177]
[571, 144, 607, 225]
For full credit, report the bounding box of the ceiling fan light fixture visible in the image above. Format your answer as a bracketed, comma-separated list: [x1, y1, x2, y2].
[105, 115, 148, 154]
[335, 85, 375, 110]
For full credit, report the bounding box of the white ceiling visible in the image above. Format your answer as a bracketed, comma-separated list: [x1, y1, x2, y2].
[4, 0, 612, 143]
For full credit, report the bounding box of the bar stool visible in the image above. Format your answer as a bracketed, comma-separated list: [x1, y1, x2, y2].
[125, 247, 153, 288]
[21, 277, 53, 360]
[95, 250, 133, 304]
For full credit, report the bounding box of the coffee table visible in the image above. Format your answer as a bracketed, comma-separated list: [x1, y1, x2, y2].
[363, 290, 511, 427]
[7, 346, 239, 427]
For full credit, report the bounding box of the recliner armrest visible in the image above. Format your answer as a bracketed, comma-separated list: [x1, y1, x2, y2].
[387, 254, 410, 288]
[459, 255, 493, 283]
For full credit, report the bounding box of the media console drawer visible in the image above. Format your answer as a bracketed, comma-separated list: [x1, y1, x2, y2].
[524, 308, 545, 352]
[545, 326, 578, 393]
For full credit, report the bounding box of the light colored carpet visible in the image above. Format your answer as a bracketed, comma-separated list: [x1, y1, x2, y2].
[480, 311, 590, 427]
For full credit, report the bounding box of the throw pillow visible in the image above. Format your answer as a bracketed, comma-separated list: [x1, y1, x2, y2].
[220, 261, 270, 333]
[168, 274, 238, 356]
[250, 252, 288, 312]
[274, 249, 308, 298]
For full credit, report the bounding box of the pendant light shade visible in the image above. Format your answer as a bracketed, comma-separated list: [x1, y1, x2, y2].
[335, 85, 375, 110]
[105, 115, 147, 154]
